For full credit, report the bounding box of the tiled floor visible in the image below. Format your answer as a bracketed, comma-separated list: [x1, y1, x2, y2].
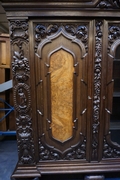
[0, 139, 18, 180]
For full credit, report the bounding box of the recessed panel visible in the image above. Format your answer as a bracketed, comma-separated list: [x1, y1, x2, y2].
[49, 49, 74, 142]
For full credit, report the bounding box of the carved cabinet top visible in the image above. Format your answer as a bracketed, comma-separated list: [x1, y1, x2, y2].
[1, 0, 120, 9]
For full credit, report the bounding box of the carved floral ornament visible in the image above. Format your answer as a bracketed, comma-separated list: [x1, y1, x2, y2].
[35, 24, 88, 58]
[97, 0, 120, 8]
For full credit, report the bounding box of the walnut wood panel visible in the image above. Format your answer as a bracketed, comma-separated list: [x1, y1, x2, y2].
[2, 1, 120, 178]
[102, 21, 120, 159]
[50, 49, 74, 142]
[34, 22, 89, 161]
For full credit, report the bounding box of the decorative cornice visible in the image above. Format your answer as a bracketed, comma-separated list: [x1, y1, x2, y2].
[1, 0, 120, 10]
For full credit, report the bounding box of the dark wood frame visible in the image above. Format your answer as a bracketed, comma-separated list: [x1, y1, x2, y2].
[1, 1, 120, 179]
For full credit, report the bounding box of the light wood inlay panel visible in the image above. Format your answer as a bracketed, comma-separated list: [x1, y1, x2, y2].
[49, 49, 74, 142]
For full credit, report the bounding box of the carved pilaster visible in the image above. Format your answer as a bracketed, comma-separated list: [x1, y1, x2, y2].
[10, 20, 35, 164]
[92, 20, 103, 160]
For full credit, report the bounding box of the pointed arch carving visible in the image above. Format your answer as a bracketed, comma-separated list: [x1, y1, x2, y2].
[103, 22, 120, 159]
[35, 24, 88, 59]
[109, 39, 120, 58]
[48, 46, 77, 64]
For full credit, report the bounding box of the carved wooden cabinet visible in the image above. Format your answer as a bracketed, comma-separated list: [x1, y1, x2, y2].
[1, 0, 120, 179]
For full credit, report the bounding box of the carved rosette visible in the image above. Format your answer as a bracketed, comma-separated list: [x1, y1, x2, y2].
[10, 20, 35, 164]
[97, 0, 120, 8]
[92, 21, 103, 160]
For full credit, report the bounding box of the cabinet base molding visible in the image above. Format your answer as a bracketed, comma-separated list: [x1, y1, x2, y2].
[11, 165, 41, 179]
[11, 161, 120, 179]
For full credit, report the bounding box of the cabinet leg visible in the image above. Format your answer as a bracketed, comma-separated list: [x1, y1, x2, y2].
[33, 178, 39, 180]
[84, 175, 104, 180]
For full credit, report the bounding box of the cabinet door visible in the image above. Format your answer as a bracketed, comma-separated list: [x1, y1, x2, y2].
[33, 21, 93, 161]
[103, 21, 120, 159]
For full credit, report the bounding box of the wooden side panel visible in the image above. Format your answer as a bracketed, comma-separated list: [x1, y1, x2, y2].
[0, 34, 11, 68]
[0, 68, 6, 131]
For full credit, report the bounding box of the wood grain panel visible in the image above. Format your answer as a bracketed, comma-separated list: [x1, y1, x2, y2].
[49, 49, 74, 142]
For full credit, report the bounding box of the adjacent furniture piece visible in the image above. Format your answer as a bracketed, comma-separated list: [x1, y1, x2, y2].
[1, 0, 120, 179]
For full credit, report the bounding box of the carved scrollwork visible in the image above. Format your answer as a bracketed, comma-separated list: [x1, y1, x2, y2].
[35, 24, 59, 52]
[10, 20, 29, 42]
[39, 138, 60, 161]
[35, 23, 88, 56]
[64, 134, 86, 160]
[108, 25, 120, 52]
[97, 0, 120, 8]
[92, 21, 103, 159]
[39, 133, 86, 161]
[103, 133, 120, 158]
[65, 25, 88, 52]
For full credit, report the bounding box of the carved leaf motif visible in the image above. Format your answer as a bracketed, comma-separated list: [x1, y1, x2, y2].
[64, 135, 86, 160]
[39, 134, 86, 161]
[98, 0, 120, 8]
[92, 20, 103, 160]
[12, 51, 30, 72]
[39, 139, 60, 160]
[65, 24, 88, 51]
[65, 25, 76, 36]
[47, 24, 59, 35]
[103, 135, 120, 158]
[109, 26, 120, 42]
[12, 49, 30, 82]
[108, 25, 120, 52]
[35, 24, 59, 41]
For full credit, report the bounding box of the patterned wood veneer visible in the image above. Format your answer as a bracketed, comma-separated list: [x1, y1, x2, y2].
[50, 49, 74, 142]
